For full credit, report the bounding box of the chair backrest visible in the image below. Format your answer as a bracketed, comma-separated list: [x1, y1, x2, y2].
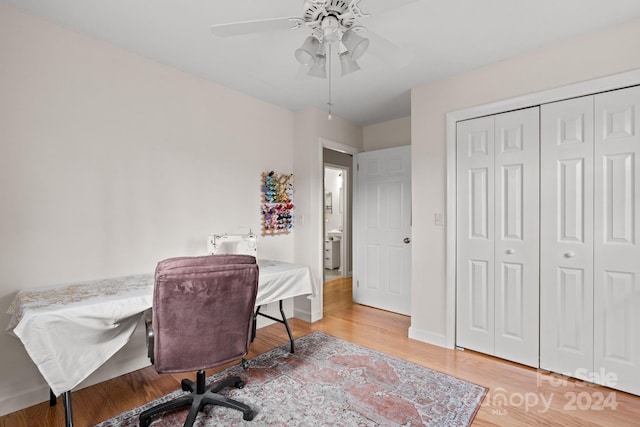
[152, 254, 259, 373]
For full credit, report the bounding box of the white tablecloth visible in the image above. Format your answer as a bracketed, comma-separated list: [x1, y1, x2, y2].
[6, 259, 315, 396]
[255, 259, 315, 306]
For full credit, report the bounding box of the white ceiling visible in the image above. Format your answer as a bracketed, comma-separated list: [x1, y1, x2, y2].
[5, 0, 640, 126]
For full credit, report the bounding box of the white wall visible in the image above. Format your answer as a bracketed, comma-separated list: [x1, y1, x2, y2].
[363, 116, 411, 151]
[0, 4, 296, 415]
[293, 107, 362, 323]
[410, 16, 640, 346]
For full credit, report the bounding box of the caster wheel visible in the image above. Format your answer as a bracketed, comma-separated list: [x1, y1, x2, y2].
[235, 380, 245, 389]
[243, 410, 255, 421]
[242, 358, 249, 369]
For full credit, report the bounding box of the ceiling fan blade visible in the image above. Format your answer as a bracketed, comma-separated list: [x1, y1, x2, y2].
[211, 17, 299, 37]
[365, 31, 416, 69]
[363, 0, 420, 14]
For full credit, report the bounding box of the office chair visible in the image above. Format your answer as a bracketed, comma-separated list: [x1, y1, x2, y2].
[139, 254, 259, 427]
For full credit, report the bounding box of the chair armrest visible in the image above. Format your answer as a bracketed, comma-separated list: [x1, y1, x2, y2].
[144, 309, 154, 364]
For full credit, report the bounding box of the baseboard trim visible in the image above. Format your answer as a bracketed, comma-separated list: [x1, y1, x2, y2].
[408, 327, 451, 349]
[0, 383, 48, 417]
[0, 352, 150, 417]
[293, 307, 312, 323]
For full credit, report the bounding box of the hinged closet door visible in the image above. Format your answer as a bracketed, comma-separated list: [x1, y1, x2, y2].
[540, 96, 594, 375]
[594, 86, 640, 395]
[456, 116, 495, 356]
[493, 108, 540, 368]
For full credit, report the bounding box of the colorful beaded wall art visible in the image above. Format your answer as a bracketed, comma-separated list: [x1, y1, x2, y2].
[261, 171, 294, 236]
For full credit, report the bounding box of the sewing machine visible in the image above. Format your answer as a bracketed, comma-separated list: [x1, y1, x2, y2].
[207, 233, 258, 256]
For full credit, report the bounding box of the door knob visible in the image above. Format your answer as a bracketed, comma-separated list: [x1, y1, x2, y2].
[564, 252, 575, 258]
[506, 249, 515, 254]
[403, 237, 411, 244]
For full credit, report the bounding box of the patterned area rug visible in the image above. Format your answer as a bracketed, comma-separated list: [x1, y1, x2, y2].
[95, 332, 486, 426]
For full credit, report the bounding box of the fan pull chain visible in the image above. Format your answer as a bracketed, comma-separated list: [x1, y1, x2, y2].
[327, 42, 333, 120]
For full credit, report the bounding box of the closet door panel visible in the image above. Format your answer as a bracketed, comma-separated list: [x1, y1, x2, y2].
[594, 86, 640, 395]
[456, 116, 495, 355]
[493, 107, 540, 367]
[540, 97, 594, 375]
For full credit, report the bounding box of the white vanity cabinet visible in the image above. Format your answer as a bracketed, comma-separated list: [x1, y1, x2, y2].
[324, 239, 340, 269]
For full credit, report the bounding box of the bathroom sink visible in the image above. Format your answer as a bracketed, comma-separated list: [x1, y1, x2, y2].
[328, 230, 342, 240]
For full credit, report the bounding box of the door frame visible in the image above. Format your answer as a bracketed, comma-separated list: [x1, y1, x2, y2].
[318, 138, 361, 312]
[445, 69, 640, 349]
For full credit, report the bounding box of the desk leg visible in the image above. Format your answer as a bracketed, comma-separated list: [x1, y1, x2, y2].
[62, 391, 74, 427]
[251, 308, 258, 342]
[254, 301, 295, 353]
[279, 300, 295, 353]
[49, 389, 73, 426]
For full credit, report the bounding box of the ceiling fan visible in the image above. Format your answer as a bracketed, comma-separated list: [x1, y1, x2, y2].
[210, 0, 418, 78]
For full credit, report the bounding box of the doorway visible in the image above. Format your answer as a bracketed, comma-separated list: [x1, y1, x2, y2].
[324, 166, 347, 281]
[322, 148, 353, 304]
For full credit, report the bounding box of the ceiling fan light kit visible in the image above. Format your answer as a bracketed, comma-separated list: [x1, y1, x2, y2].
[294, 0, 370, 78]
[211, 0, 374, 120]
[294, 0, 370, 120]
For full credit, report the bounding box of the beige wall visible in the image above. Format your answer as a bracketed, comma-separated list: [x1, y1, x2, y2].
[292, 107, 363, 322]
[363, 116, 411, 151]
[410, 16, 640, 345]
[0, 3, 300, 415]
[0, 3, 363, 415]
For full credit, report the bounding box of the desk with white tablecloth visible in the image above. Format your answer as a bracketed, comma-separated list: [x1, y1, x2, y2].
[6, 259, 315, 427]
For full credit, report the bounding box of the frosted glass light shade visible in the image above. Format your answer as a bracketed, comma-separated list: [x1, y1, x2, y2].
[308, 54, 327, 78]
[339, 52, 360, 75]
[341, 29, 369, 60]
[295, 36, 321, 65]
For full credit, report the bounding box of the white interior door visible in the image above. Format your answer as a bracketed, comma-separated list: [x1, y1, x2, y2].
[456, 116, 496, 356]
[455, 85, 640, 391]
[456, 108, 539, 367]
[593, 86, 640, 395]
[493, 109, 540, 367]
[353, 146, 412, 315]
[540, 96, 595, 375]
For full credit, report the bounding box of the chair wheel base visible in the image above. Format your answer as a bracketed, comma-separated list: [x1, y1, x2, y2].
[140, 370, 255, 427]
[181, 379, 193, 392]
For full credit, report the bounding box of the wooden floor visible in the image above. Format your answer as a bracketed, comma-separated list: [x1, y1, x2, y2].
[2, 277, 639, 426]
